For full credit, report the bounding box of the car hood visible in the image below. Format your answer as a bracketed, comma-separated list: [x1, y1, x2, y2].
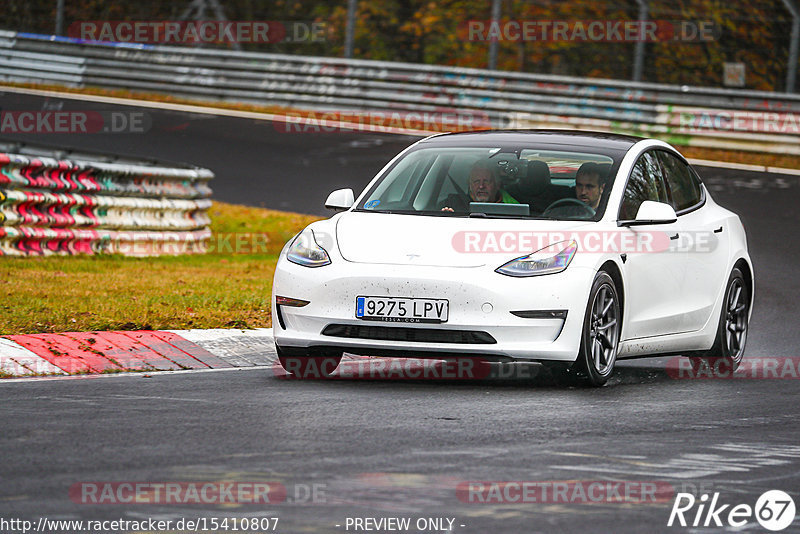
[335, 212, 593, 267]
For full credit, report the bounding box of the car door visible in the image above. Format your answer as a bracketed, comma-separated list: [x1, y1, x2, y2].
[656, 150, 730, 332]
[618, 150, 688, 341]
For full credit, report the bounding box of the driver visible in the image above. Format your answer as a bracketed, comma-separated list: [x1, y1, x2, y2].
[442, 160, 518, 212]
[574, 162, 605, 210]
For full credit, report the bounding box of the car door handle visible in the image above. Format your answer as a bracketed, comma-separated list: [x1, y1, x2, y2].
[670, 233, 679, 240]
[713, 226, 723, 233]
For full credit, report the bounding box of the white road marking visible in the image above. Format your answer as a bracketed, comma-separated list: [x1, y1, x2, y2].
[167, 328, 276, 367]
[549, 442, 800, 479]
[0, 364, 274, 384]
[0, 337, 65, 375]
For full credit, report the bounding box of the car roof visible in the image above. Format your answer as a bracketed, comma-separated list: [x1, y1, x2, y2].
[418, 129, 642, 152]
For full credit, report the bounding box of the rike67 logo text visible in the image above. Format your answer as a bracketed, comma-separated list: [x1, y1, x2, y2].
[668, 490, 796, 531]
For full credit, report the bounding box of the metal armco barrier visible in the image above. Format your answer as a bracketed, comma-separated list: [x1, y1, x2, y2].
[3, 31, 800, 154]
[0, 142, 213, 256]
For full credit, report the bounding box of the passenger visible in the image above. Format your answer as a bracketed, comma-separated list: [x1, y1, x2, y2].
[574, 162, 606, 210]
[442, 160, 518, 212]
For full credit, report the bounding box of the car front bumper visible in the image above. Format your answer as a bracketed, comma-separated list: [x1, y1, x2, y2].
[272, 259, 596, 363]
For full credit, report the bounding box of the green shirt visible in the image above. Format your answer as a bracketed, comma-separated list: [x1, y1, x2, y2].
[500, 190, 520, 204]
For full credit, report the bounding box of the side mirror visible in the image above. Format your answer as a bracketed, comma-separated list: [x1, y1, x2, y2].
[324, 188, 354, 211]
[620, 200, 677, 226]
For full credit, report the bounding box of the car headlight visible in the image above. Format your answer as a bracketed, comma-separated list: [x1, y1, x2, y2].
[496, 240, 577, 277]
[287, 228, 331, 267]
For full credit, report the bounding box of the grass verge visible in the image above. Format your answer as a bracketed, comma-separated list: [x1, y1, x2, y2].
[0, 202, 321, 334]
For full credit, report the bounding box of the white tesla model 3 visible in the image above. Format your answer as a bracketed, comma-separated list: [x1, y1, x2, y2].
[272, 131, 753, 386]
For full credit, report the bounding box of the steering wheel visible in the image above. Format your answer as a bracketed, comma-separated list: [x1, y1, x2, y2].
[542, 198, 596, 218]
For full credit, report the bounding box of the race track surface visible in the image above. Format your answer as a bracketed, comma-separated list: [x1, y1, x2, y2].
[1, 90, 799, 533]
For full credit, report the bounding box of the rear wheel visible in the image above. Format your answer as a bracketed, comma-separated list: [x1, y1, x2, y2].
[276, 345, 342, 379]
[574, 271, 621, 387]
[688, 267, 749, 375]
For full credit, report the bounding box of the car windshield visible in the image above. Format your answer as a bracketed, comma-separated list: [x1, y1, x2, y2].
[355, 145, 620, 220]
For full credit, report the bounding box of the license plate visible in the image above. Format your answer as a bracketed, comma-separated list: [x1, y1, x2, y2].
[355, 296, 449, 323]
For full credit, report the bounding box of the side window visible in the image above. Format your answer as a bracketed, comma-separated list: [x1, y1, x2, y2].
[620, 151, 668, 220]
[657, 151, 703, 212]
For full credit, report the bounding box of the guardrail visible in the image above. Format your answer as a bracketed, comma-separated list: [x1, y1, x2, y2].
[2, 30, 800, 154]
[0, 140, 213, 256]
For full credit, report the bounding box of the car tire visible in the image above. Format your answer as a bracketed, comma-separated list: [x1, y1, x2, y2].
[276, 345, 343, 379]
[687, 267, 749, 376]
[573, 271, 621, 387]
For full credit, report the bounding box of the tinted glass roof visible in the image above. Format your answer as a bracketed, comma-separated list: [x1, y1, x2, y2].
[419, 129, 642, 152]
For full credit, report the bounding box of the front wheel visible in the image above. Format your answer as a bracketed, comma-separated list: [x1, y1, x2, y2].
[573, 271, 621, 387]
[276, 345, 342, 379]
[688, 267, 749, 375]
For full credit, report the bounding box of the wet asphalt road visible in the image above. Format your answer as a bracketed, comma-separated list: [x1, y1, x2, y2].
[1, 89, 799, 533]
